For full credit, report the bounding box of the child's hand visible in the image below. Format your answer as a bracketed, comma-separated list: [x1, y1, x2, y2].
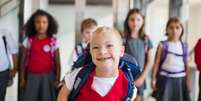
[9, 68, 17, 79]
[20, 77, 26, 89]
[53, 79, 60, 88]
[134, 76, 144, 87]
[187, 79, 192, 92]
[151, 79, 157, 91]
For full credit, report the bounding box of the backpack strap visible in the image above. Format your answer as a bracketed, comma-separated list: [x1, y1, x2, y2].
[49, 35, 57, 57]
[158, 40, 188, 75]
[144, 35, 149, 53]
[159, 40, 169, 68]
[75, 43, 86, 58]
[69, 59, 139, 101]
[2, 35, 8, 54]
[2, 36, 11, 68]
[181, 41, 187, 64]
[121, 63, 135, 101]
[68, 63, 95, 101]
[25, 37, 33, 68]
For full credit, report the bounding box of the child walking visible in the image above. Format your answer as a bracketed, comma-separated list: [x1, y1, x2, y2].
[124, 8, 153, 101]
[73, 18, 97, 62]
[57, 26, 137, 101]
[20, 9, 61, 101]
[151, 17, 191, 101]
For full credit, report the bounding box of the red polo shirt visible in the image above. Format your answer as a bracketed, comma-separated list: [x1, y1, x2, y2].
[27, 37, 54, 73]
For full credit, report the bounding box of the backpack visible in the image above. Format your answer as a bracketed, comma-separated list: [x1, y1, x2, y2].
[74, 43, 87, 58]
[68, 51, 140, 101]
[157, 40, 188, 75]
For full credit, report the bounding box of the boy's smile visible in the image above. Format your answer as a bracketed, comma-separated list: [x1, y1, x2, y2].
[90, 27, 124, 75]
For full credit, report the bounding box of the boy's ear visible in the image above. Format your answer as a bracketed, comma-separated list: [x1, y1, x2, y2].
[120, 45, 125, 57]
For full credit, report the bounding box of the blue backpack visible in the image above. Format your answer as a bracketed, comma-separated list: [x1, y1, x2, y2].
[68, 51, 140, 101]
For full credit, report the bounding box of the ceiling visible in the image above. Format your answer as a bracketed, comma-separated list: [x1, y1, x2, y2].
[0, 0, 10, 7]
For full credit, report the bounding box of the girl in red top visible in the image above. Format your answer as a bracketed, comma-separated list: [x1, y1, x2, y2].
[195, 38, 201, 101]
[20, 9, 61, 101]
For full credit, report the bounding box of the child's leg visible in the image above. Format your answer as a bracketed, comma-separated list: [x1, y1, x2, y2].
[0, 70, 9, 101]
[41, 71, 56, 101]
[24, 73, 41, 101]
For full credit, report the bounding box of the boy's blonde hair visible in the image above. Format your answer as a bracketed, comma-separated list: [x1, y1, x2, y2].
[92, 26, 123, 45]
[81, 18, 97, 33]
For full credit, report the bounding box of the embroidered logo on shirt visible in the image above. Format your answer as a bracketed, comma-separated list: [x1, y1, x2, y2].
[43, 44, 51, 52]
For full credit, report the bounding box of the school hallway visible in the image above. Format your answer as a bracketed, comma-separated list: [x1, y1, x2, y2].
[0, 0, 201, 101]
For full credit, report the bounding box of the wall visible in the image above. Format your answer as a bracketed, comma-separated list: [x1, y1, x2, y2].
[47, 4, 112, 78]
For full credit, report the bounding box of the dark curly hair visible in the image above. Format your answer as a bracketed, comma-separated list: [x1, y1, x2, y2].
[24, 9, 58, 37]
[124, 8, 146, 40]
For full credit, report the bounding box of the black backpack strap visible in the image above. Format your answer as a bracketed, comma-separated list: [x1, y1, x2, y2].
[72, 51, 92, 70]
[2, 35, 8, 54]
[68, 63, 95, 101]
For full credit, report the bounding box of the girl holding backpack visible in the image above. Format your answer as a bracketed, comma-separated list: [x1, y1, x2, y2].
[151, 17, 191, 101]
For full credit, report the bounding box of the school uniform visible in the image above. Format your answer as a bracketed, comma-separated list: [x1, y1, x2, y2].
[73, 42, 88, 62]
[0, 29, 18, 101]
[195, 39, 201, 101]
[64, 68, 137, 101]
[23, 36, 58, 101]
[125, 36, 153, 95]
[156, 41, 190, 101]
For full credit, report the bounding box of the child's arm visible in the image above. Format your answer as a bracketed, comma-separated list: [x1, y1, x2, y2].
[134, 49, 152, 87]
[10, 54, 18, 78]
[54, 48, 61, 87]
[151, 44, 162, 91]
[20, 46, 27, 89]
[185, 57, 191, 92]
[57, 85, 70, 101]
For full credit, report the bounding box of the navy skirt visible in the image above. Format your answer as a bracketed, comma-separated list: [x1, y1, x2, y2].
[152, 75, 191, 101]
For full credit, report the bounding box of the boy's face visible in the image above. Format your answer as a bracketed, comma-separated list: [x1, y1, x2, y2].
[90, 30, 124, 69]
[82, 26, 96, 43]
[34, 15, 48, 35]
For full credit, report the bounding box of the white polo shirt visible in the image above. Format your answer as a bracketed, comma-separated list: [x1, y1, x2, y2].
[0, 29, 18, 72]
